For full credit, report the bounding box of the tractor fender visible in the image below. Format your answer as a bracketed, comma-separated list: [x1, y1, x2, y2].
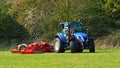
[18, 44, 27, 51]
[55, 33, 67, 43]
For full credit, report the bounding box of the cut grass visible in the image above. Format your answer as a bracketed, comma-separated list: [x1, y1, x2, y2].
[0, 49, 120, 68]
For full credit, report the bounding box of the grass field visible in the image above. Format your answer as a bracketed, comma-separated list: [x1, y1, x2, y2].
[0, 49, 120, 68]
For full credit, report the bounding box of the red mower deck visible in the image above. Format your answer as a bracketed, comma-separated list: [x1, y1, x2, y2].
[11, 42, 54, 54]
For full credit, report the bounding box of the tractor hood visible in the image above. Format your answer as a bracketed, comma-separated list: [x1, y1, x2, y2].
[73, 32, 88, 42]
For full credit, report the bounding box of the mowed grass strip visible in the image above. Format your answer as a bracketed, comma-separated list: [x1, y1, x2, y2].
[0, 49, 120, 68]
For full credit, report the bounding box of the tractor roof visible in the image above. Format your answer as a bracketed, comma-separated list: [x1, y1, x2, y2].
[60, 22, 82, 25]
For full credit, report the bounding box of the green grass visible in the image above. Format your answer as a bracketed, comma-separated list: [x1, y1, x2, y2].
[0, 49, 120, 68]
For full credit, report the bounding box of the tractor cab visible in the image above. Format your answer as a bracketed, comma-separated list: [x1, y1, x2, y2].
[61, 22, 83, 35]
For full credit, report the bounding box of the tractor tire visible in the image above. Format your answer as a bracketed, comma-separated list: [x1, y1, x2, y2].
[77, 43, 83, 53]
[89, 39, 95, 53]
[54, 38, 65, 53]
[70, 41, 83, 53]
[18, 44, 27, 52]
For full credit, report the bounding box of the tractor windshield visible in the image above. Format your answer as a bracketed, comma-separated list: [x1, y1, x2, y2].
[70, 23, 82, 32]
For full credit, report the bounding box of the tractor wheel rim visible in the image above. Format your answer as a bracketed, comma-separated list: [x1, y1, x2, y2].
[55, 41, 59, 50]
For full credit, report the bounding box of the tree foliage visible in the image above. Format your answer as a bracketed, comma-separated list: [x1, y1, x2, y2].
[0, 0, 29, 40]
[102, 0, 120, 26]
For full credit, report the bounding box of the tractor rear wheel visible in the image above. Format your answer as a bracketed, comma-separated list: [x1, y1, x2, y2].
[54, 38, 65, 53]
[89, 39, 95, 52]
[70, 41, 83, 53]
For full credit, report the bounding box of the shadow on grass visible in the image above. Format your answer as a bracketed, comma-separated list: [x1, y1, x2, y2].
[65, 51, 100, 54]
[1, 49, 117, 54]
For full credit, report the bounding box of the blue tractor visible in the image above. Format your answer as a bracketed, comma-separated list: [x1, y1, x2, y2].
[54, 22, 95, 53]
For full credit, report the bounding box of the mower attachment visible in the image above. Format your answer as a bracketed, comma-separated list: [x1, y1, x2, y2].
[11, 42, 54, 54]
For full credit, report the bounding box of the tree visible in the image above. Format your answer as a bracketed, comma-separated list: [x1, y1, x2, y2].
[0, 0, 29, 40]
[7, 0, 120, 41]
[102, 0, 120, 26]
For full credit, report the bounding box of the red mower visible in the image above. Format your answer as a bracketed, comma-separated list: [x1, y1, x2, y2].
[11, 42, 54, 54]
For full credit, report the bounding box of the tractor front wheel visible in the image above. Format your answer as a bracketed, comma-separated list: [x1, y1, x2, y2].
[89, 39, 95, 52]
[70, 41, 83, 53]
[70, 41, 77, 53]
[54, 38, 65, 53]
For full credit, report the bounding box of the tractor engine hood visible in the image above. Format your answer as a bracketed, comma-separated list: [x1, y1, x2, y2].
[73, 32, 88, 42]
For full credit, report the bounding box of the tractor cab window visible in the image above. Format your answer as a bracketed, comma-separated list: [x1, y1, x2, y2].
[62, 22, 69, 34]
[70, 23, 82, 32]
